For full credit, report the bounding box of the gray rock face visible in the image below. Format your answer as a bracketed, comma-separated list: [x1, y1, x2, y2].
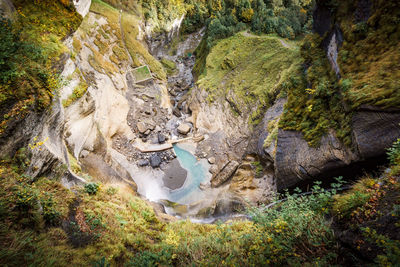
[73, 0, 91, 17]
[150, 154, 162, 168]
[274, 108, 400, 190]
[274, 130, 357, 190]
[211, 160, 240, 187]
[353, 107, 400, 158]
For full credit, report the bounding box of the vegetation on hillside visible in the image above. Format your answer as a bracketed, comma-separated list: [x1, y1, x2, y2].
[85, 0, 167, 80]
[188, 0, 314, 77]
[103, 0, 186, 32]
[280, 0, 400, 146]
[0, 0, 82, 135]
[196, 32, 301, 124]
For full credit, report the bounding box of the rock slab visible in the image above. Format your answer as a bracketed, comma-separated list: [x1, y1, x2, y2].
[211, 160, 239, 187]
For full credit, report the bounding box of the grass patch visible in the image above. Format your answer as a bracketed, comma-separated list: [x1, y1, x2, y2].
[263, 118, 279, 148]
[131, 65, 152, 83]
[197, 32, 301, 124]
[112, 44, 129, 62]
[62, 76, 88, 108]
[87, 44, 118, 75]
[121, 11, 166, 80]
[160, 58, 177, 75]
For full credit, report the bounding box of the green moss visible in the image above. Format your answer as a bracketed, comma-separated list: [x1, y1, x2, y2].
[337, 0, 400, 109]
[160, 58, 177, 75]
[197, 32, 301, 123]
[72, 37, 82, 53]
[280, 0, 400, 147]
[112, 44, 129, 62]
[279, 33, 353, 147]
[62, 76, 88, 108]
[264, 119, 279, 148]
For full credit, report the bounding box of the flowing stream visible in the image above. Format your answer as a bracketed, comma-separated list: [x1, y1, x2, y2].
[141, 28, 233, 218]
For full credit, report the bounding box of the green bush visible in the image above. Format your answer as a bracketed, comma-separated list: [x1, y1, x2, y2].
[246, 179, 345, 265]
[40, 192, 61, 226]
[85, 183, 100, 195]
[387, 138, 400, 165]
[92, 257, 110, 267]
[127, 249, 172, 267]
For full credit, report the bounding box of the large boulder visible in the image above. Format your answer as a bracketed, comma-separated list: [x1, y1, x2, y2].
[211, 160, 239, 187]
[150, 154, 162, 168]
[274, 130, 357, 190]
[177, 123, 191, 135]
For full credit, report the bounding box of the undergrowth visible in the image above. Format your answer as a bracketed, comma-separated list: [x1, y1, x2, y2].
[1, 140, 400, 266]
[0, 0, 82, 135]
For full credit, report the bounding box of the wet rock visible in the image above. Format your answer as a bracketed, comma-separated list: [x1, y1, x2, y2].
[173, 108, 181, 117]
[213, 198, 245, 216]
[163, 159, 187, 190]
[150, 154, 162, 168]
[211, 160, 240, 187]
[352, 107, 400, 159]
[177, 123, 191, 135]
[275, 107, 400, 190]
[199, 182, 210, 190]
[138, 159, 149, 167]
[158, 133, 166, 144]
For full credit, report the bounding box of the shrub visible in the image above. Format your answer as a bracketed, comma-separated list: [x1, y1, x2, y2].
[84, 183, 100, 195]
[92, 257, 110, 267]
[15, 184, 38, 210]
[387, 138, 400, 165]
[40, 192, 61, 226]
[127, 250, 172, 267]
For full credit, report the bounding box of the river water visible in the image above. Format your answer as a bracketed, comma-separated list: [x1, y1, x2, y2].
[168, 144, 209, 203]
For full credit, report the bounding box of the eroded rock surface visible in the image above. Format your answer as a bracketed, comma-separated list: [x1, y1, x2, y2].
[275, 108, 400, 190]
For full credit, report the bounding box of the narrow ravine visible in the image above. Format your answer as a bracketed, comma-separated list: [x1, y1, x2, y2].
[133, 28, 241, 219]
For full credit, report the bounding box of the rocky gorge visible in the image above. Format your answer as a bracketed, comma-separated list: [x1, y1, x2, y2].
[1, 0, 400, 265]
[1, 0, 399, 220]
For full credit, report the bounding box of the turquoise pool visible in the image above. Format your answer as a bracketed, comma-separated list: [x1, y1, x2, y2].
[168, 144, 208, 203]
